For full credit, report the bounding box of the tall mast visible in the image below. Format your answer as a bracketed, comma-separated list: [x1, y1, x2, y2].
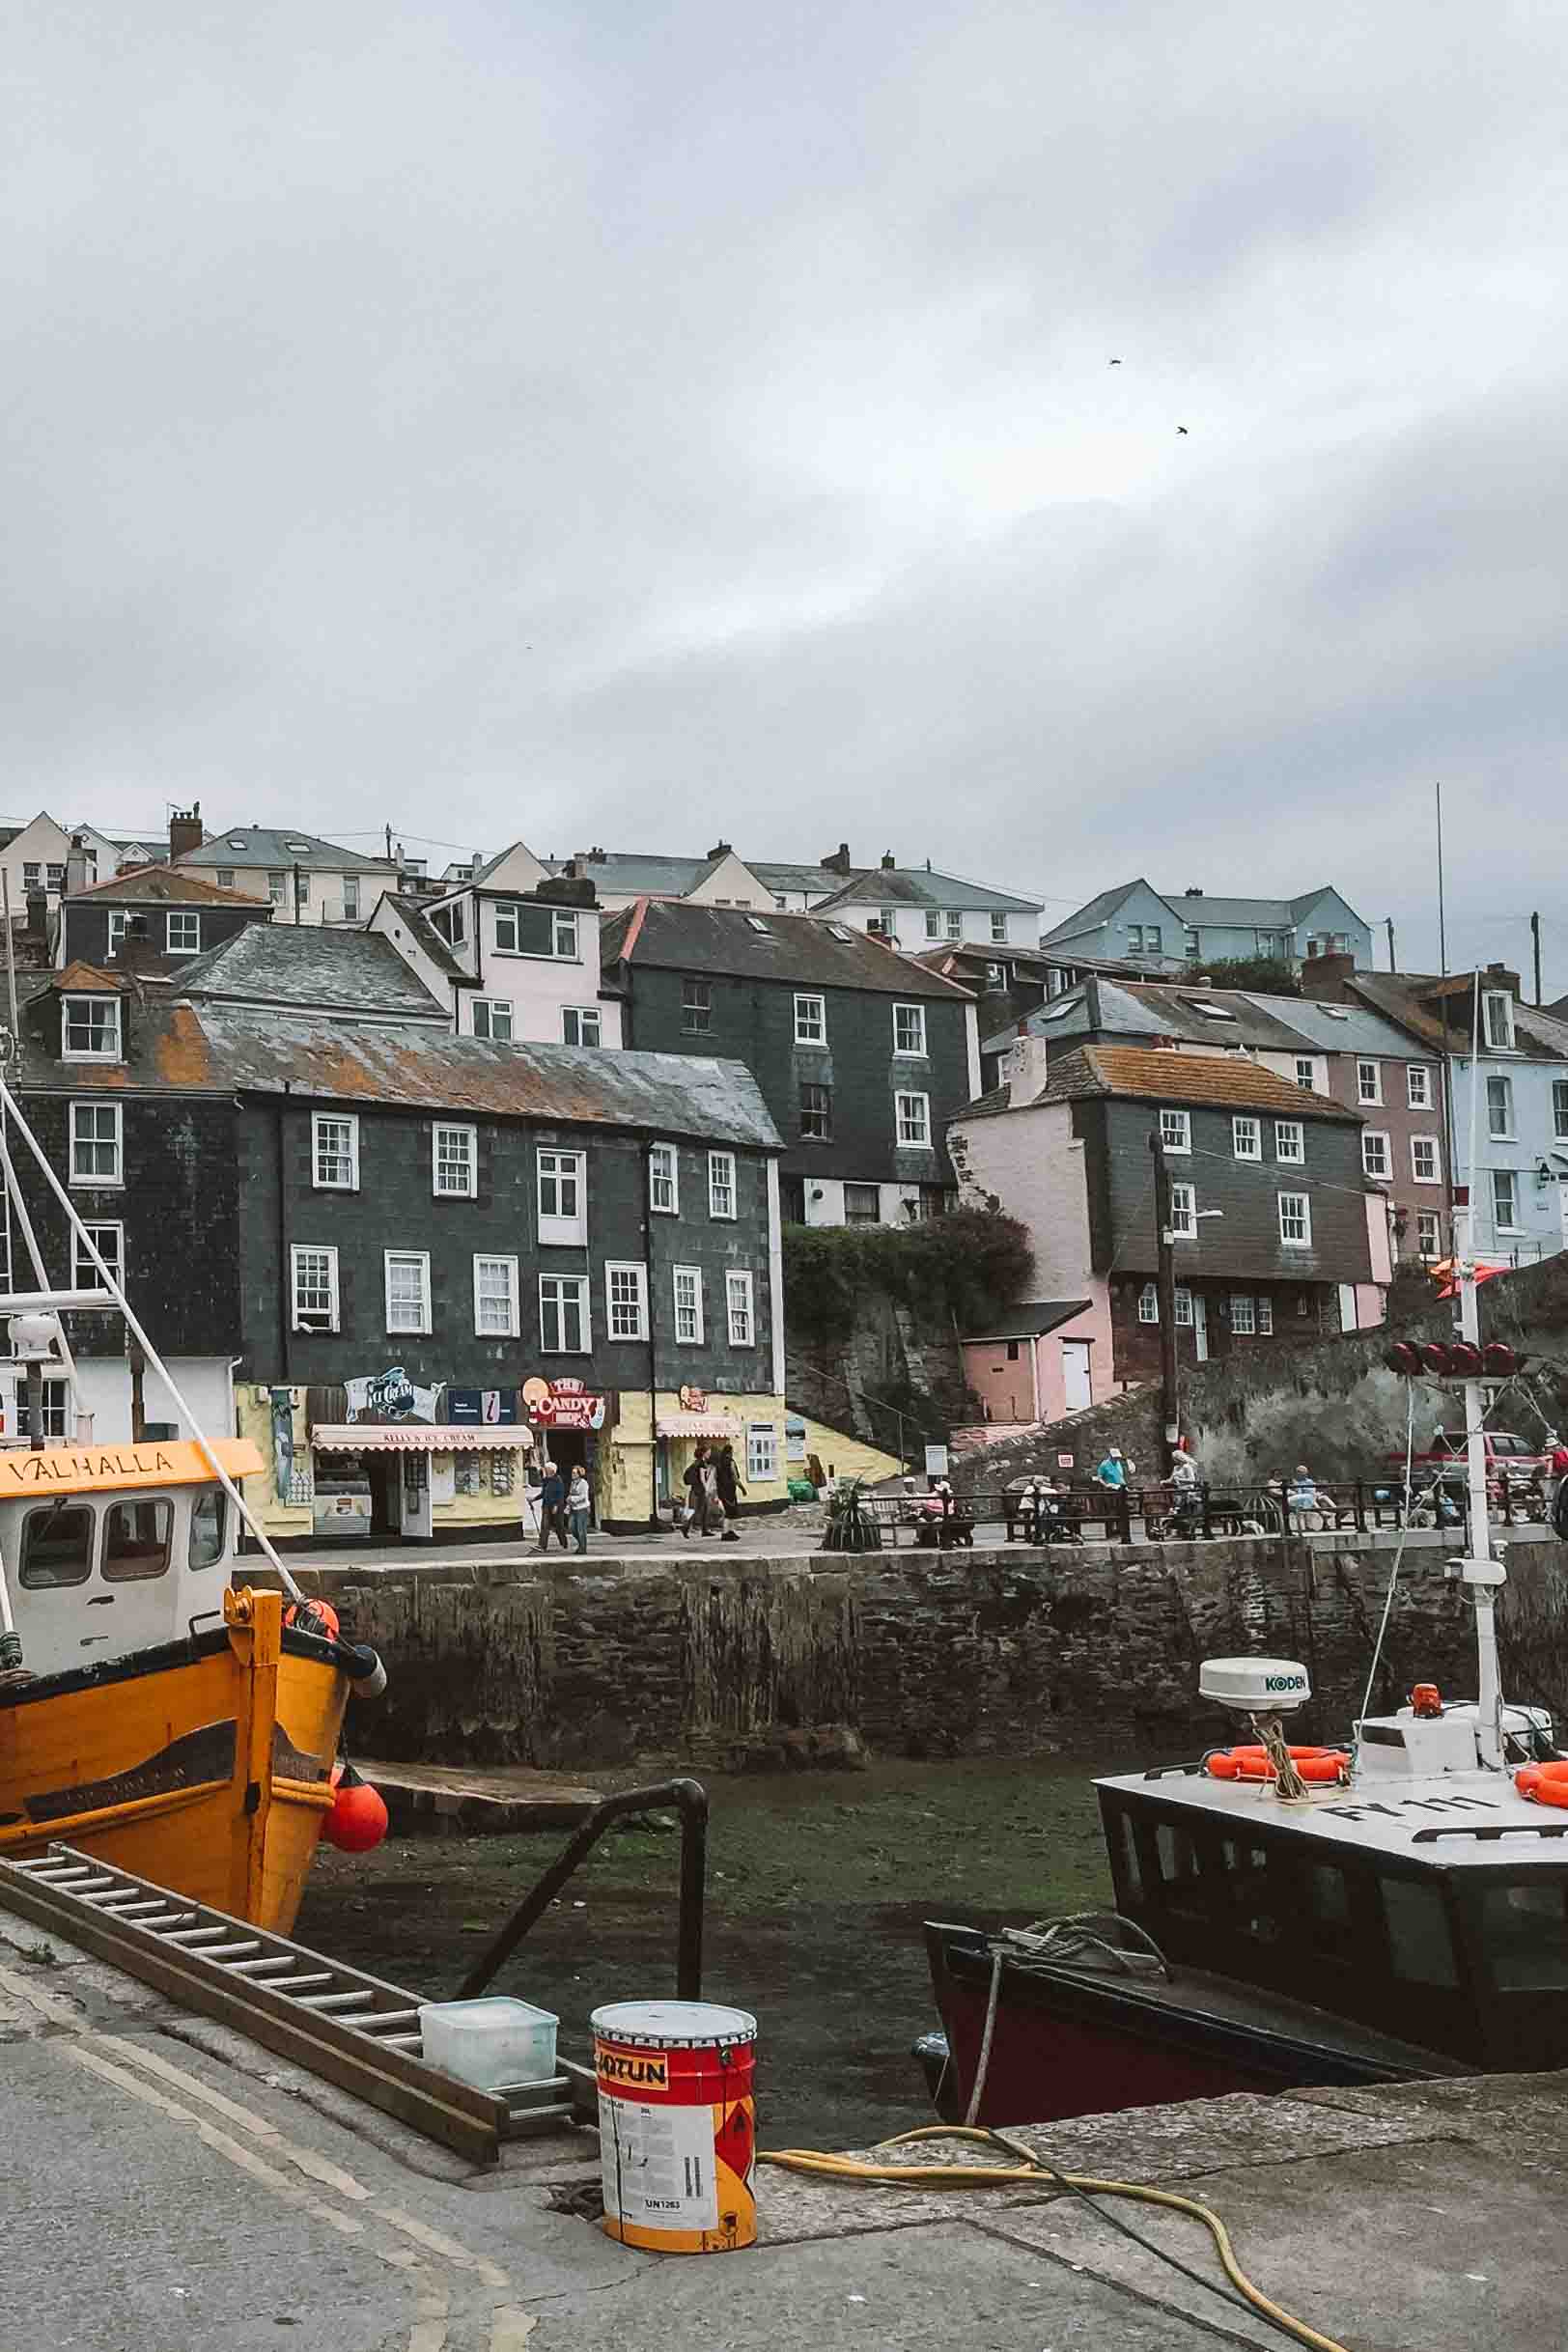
[1456, 970, 1505, 1767]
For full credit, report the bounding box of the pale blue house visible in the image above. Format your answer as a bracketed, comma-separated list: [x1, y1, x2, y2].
[1041, 879, 1372, 976]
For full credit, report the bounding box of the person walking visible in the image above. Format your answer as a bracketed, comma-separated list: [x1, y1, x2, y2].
[681, 1445, 712, 1538]
[537, 1460, 570, 1552]
[1286, 1463, 1321, 1532]
[567, 1465, 592, 1554]
[714, 1442, 744, 1541]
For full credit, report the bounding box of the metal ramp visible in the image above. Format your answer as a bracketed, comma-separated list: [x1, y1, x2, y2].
[0, 1844, 578, 2166]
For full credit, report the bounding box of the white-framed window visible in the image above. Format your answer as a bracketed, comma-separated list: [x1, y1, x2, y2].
[294, 873, 311, 907]
[472, 1253, 519, 1336]
[795, 993, 826, 1045]
[1357, 1059, 1382, 1105]
[1232, 1115, 1260, 1161]
[434, 1123, 477, 1197]
[798, 1082, 831, 1141]
[605, 1261, 649, 1342]
[709, 1150, 737, 1218]
[990, 912, 1007, 942]
[167, 912, 200, 955]
[1160, 1107, 1191, 1153]
[106, 910, 127, 958]
[537, 1148, 586, 1246]
[266, 871, 287, 904]
[73, 1219, 124, 1292]
[70, 1101, 122, 1186]
[216, 867, 235, 888]
[1416, 1209, 1442, 1257]
[746, 1420, 778, 1481]
[1278, 1191, 1311, 1246]
[1486, 1075, 1513, 1138]
[1554, 1079, 1568, 1141]
[342, 879, 360, 920]
[1407, 1064, 1433, 1109]
[895, 1091, 932, 1148]
[1483, 991, 1515, 1050]
[292, 1245, 339, 1332]
[471, 997, 513, 1041]
[893, 1003, 927, 1056]
[563, 1006, 602, 1047]
[674, 1265, 704, 1345]
[649, 1142, 679, 1213]
[1274, 1119, 1304, 1164]
[540, 1272, 590, 1352]
[1169, 1182, 1196, 1239]
[384, 1250, 431, 1334]
[1411, 1134, 1441, 1184]
[63, 994, 121, 1060]
[944, 911, 962, 940]
[1257, 1297, 1274, 1336]
[1230, 1293, 1256, 1334]
[986, 962, 1004, 987]
[1361, 1131, 1391, 1180]
[21, 862, 40, 889]
[1295, 1056, 1315, 1091]
[1174, 1287, 1193, 1327]
[1137, 1282, 1159, 1324]
[313, 1112, 358, 1190]
[493, 902, 577, 958]
[1492, 1169, 1521, 1233]
[924, 909, 940, 940]
[726, 1269, 755, 1346]
[682, 976, 712, 1034]
[844, 1182, 880, 1224]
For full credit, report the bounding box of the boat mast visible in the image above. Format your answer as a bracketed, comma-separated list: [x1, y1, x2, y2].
[1456, 969, 1505, 1768]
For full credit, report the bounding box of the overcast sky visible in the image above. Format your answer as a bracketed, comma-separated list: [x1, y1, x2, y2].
[6, 3, 1565, 986]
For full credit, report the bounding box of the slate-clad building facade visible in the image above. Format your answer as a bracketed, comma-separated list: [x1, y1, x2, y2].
[602, 899, 979, 1227]
[5, 959, 786, 1537]
[57, 864, 273, 977]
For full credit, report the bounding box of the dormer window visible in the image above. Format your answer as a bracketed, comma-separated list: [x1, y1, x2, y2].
[64, 994, 121, 1060]
[1482, 991, 1515, 1050]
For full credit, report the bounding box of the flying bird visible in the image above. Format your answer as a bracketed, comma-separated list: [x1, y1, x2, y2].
[1176, 425, 1189, 434]
[1108, 357, 1121, 366]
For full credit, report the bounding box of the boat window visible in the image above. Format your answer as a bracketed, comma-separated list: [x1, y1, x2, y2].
[1381, 1877, 1459, 1988]
[1153, 1820, 1212, 1920]
[1219, 1834, 1289, 1946]
[18, 1503, 95, 1588]
[1106, 1806, 1142, 1899]
[102, 1498, 174, 1582]
[1478, 1881, 1568, 1990]
[189, 1489, 227, 1571]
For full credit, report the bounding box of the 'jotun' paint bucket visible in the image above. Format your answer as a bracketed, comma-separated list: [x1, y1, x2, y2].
[591, 1999, 757, 2254]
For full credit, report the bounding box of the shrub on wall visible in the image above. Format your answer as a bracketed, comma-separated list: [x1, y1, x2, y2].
[784, 1207, 1033, 1341]
[1185, 956, 1302, 995]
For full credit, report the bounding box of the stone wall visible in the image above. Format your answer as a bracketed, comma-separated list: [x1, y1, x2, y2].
[949, 1253, 1568, 1497]
[301, 1524, 1563, 1771]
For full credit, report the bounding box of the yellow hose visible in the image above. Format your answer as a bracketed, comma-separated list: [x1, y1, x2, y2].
[759, 2125, 1352, 2352]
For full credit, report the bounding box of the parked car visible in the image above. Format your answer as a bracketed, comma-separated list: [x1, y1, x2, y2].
[1390, 1429, 1551, 1507]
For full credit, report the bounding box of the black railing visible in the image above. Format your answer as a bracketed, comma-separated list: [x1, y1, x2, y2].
[456, 1777, 708, 2002]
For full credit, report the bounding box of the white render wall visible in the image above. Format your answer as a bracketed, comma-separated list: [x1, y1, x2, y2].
[799, 1177, 937, 1228]
[0, 1356, 235, 1445]
[463, 897, 623, 1049]
[813, 895, 1036, 952]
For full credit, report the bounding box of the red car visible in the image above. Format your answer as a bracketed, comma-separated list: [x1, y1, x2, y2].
[1396, 1429, 1551, 1502]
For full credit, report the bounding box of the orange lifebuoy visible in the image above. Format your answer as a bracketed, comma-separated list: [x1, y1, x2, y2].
[1516, 1761, 1568, 1804]
[1206, 1745, 1349, 1784]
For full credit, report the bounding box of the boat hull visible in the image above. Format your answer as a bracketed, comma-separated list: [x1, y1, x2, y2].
[924, 1921, 1459, 2126]
[0, 1591, 347, 1934]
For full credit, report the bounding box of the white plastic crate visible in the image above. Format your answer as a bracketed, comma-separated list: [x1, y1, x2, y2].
[419, 1997, 559, 2089]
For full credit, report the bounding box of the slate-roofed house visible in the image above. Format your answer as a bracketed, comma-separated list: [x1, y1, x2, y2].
[948, 1037, 1385, 1408]
[602, 898, 979, 1227]
[174, 822, 398, 927]
[1040, 879, 1372, 978]
[4, 969, 789, 1537]
[57, 863, 273, 975]
[370, 848, 622, 1049]
[173, 923, 448, 1024]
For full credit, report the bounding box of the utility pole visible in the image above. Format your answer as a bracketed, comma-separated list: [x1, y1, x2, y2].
[1531, 911, 1542, 1006]
[1149, 1129, 1179, 1467]
[385, 823, 394, 864]
[1385, 916, 1396, 972]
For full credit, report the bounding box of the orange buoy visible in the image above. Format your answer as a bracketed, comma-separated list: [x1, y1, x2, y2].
[286, 1599, 342, 1643]
[1517, 1761, 1568, 1806]
[1206, 1746, 1349, 1785]
[322, 1763, 389, 1853]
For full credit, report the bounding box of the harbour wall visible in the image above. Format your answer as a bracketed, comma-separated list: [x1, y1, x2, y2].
[300, 1525, 1565, 1771]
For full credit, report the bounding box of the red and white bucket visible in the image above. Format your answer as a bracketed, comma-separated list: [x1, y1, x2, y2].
[591, 1999, 757, 2254]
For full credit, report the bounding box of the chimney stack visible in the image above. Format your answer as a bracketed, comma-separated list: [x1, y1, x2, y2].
[707, 839, 732, 861]
[880, 852, 897, 871]
[65, 833, 90, 898]
[117, 914, 164, 977]
[821, 842, 853, 876]
[1300, 951, 1356, 999]
[168, 800, 203, 863]
[1004, 1034, 1052, 1106]
[23, 889, 48, 943]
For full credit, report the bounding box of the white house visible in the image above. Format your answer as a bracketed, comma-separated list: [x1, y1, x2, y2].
[371, 842, 624, 1048]
[0, 813, 78, 916]
[174, 822, 398, 926]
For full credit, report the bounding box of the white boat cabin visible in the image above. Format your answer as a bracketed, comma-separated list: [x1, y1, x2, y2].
[4, 1439, 263, 1680]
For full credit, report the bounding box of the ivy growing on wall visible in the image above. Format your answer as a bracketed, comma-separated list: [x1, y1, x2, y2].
[783, 1207, 1034, 1342]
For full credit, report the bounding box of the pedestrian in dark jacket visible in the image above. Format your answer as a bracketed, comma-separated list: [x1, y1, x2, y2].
[681, 1447, 711, 1538]
[537, 1462, 570, 1552]
[714, 1442, 744, 1541]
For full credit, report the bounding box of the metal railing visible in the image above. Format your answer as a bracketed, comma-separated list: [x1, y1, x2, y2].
[456, 1778, 708, 2002]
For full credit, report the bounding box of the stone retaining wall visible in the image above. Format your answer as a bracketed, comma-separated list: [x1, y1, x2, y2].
[302, 1525, 1561, 1771]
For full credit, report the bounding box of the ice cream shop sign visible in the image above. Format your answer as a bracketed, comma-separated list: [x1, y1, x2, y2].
[523, 1376, 606, 1432]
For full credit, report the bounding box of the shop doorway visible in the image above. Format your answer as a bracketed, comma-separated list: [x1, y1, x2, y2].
[366, 1454, 402, 1538]
[535, 1428, 598, 1524]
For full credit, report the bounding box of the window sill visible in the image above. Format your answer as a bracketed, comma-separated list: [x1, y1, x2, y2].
[62, 1053, 124, 1066]
[709, 1209, 737, 1221]
[386, 1326, 432, 1338]
[434, 1188, 479, 1201]
[492, 949, 582, 964]
[474, 1325, 521, 1340]
[313, 1181, 359, 1193]
[69, 1176, 124, 1190]
[1411, 1175, 1442, 1186]
[539, 1227, 588, 1248]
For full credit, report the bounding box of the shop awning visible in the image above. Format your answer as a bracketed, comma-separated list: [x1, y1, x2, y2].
[655, 1412, 742, 1440]
[312, 1425, 534, 1454]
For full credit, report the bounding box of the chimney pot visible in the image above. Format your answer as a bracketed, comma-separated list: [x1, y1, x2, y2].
[880, 852, 897, 871]
[1184, 886, 1204, 897]
[707, 839, 732, 861]
[168, 802, 205, 863]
